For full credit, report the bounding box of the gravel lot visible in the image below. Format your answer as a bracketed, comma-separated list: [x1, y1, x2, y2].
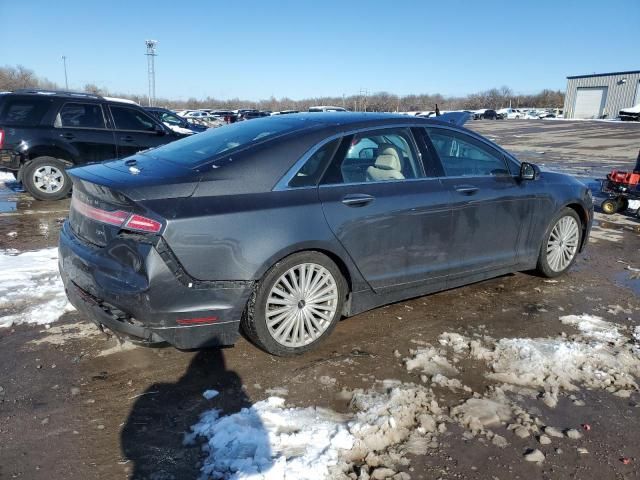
[1, 119, 639, 480]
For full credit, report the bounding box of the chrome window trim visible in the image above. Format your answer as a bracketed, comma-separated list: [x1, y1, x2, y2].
[273, 123, 427, 191]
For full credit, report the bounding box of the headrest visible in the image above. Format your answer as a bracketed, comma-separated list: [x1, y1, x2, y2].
[374, 145, 401, 171]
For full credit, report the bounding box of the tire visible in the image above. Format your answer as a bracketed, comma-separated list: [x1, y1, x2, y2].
[536, 208, 582, 278]
[241, 251, 347, 356]
[601, 198, 617, 215]
[617, 197, 629, 212]
[22, 157, 72, 201]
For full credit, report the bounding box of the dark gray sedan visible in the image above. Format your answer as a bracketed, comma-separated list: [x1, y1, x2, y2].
[58, 113, 593, 356]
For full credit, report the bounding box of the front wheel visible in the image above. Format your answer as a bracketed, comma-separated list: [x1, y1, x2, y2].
[536, 208, 582, 278]
[601, 198, 617, 215]
[22, 157, 72, 201]
[241, 251, 347, 356]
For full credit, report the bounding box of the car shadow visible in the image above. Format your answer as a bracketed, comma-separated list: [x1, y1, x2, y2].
[120, 348, 270, 479]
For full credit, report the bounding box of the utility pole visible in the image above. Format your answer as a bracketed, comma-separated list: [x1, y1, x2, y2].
[145, 40, 158, 107]
[359, 89, 369, 112]
[61, 56, 69, 90]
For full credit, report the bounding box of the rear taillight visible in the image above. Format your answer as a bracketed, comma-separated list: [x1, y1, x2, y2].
[0, 129, 4, 149]
[123, 214, 163, 233]
[71, 196, 163, 234]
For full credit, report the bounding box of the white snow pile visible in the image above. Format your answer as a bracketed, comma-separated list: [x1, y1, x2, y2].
[0, 171, 15, 182]
[436, 314, 640, 407]
[0, 248, 74, 327]
[186, 396, 353, 480]
[188, 384, 447, 479]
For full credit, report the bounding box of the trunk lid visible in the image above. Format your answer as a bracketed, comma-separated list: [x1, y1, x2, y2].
[67, 156, 200, 247]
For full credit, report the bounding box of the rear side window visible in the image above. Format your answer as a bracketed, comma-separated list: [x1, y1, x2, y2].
[321, 128, 424, 184]
[426, 128, 510, 177]
[55, 103, 106, 129]
[110, 105, 157, 131]
[0, 97, 50, 126]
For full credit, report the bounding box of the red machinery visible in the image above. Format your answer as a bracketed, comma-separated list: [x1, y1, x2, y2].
[600, 149, 640, 215]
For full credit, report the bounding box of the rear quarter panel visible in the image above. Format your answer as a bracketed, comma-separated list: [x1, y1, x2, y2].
[159, 188, 369, 292]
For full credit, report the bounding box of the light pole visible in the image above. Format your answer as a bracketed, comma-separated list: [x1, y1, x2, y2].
[145, 40, 158, 107]
[61, 56, 69, 90]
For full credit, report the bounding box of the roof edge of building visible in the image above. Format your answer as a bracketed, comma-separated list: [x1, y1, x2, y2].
[567, 70, 640, 80]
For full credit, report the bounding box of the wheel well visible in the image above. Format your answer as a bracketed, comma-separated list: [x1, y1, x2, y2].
[265, 248, 354, 295]
[566, 203, 589, 250]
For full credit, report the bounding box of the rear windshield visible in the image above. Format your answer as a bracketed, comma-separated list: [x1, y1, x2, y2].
[0, 97, 51, 126]
[142, 116, 308, 167]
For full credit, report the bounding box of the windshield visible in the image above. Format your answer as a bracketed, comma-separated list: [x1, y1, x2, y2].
[142, 116, 306, 167]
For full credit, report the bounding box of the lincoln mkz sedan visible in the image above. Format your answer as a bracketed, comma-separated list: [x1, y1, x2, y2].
[58, 113, 593, 356]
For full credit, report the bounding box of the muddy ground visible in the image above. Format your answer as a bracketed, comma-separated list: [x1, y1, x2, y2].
[1, 119, 639, 480]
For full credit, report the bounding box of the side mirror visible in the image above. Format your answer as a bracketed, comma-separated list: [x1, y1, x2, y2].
[520, 162, 539, 181]
[154, 124, 167, 136]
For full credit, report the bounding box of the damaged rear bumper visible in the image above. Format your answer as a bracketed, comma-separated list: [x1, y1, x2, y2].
[58, 221, 254, 349]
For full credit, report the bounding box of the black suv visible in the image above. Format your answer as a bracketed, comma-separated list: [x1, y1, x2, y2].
[0, 90, 185, 200]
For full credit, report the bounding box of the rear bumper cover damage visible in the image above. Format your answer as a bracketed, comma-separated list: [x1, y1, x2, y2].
[59, 221, 253, 349]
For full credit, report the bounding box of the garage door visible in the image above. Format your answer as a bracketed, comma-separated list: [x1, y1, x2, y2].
[574, 87, 607, 119]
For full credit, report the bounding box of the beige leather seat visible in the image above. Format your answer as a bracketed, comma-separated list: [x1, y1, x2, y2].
[366, 144, 405, 182]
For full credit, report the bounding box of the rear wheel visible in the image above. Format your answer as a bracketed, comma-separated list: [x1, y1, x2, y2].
[536, 208, 582, 278]
[601, 198, 617, 215]
[22, 157, 72, 201]
[241, 251, 347, 356]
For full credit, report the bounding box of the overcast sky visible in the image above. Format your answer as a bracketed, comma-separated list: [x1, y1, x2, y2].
[1, 0, 638, 100]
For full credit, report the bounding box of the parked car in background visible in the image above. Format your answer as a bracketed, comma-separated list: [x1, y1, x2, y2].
[182, 111, 211, 119]
[524, 110, 541, 119]
[145, 107, 208, 134]
[477, 109, 503, 120]
[271, 110, 300, 115]
[620, 104, 640, 121]
[0, 90, 185, 200]
[497, 108, 524, 119]
[59, 112, 592, 356]
[238, 111, 270, 121]
[308, 106, 347, 112]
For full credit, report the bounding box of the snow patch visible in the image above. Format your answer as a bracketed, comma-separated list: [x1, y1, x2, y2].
[0, 248, 74, 328]
[187, 396, 353, 480]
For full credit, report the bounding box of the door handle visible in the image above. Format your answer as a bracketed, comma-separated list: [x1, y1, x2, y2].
[341, 193, 375, 207]
[120, 135, 134, 142]
[454, 185, 479, 195]
[60, 133, 75, 140]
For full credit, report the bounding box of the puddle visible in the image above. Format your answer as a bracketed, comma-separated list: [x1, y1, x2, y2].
[614, 271, 640, 296]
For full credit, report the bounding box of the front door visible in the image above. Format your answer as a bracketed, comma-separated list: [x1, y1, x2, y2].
[425, 126, 526, 277]
[108, 105, 173, 158]
[318, 127, 452, 292]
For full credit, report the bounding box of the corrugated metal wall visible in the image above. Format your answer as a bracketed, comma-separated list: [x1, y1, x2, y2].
[564, 71, 640, 119]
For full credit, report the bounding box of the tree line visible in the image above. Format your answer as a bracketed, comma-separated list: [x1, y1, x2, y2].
[1, 64, 565, 112]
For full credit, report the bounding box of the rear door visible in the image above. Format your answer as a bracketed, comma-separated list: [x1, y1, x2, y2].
[108, 104, 174, 158]
[318, 127, 451, 292]
[53, 102, 116, 163]
[425, 126, 531, 278]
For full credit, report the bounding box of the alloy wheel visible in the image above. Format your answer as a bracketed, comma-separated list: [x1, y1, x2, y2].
[265, 263, 339, 348]
[33, 165, 65, 193]
[546, 216, 579, 272]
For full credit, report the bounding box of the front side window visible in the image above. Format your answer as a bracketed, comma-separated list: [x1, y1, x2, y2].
[426, 128, 510, 177]
[110, 106, 157, 131]
[55, 103, 106, 129]
[160, 112, 183, 126]
[288, 139, 340, 188]
[321, 128, 423, 184]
